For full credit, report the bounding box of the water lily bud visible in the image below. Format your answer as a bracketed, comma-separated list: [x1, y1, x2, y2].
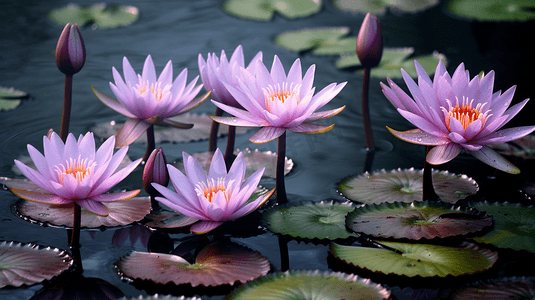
[356, 13, 383, 68]
[143, 147, 169, 194]
[55, 23, 86, 75]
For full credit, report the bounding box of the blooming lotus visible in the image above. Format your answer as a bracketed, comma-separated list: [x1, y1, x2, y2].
[92, 55, 210, 147]
[152, 148, 274, 234]
[210, 56, 347, 143]
[198, 44, 263, 107]
[382, 60, 535, 173]
[11, 132, 142, 216]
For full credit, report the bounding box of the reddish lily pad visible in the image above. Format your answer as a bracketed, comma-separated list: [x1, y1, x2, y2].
[490, 134, 535, 159]
[222, 0, 322, 21]
[14, 196, 151, 229]
[338, 168, 478, 205]
[329, 241, 498, 278]
[91, 113, 250, 144]
[451, 277, 535, 299]
[116, 241, 270, 287]
[0, 241, 72, 288]
[332, 0, 439, 15]
[226, 270, 391, 299]
[48, 3, 139, 29]
[262, 200, 359, 243]
[346, 201, 492, 240]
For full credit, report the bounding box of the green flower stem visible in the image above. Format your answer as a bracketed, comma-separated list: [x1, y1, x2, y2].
[60, 74, 73, 142]
[209, 107, 223, 152]
[278, 236, 290, 272]
[143, 124, 156, 162]
[224, 125, 236, 171]
[423, 146, 439, 201]
[361, 67, 375, 151]
[277, 131, 288, 205]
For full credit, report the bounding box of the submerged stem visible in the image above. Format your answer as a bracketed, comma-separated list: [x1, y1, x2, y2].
[361, 67, 375, 151]
[60, 74, 73, 142]
[209, 107, 223, 153]
[224, 125, 236, 170]
[423, 146, 439, 201]
[276, 132, 288, 205]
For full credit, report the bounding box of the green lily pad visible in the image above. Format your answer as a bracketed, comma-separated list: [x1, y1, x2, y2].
[329, 241, 498, 278]
[116, 241, 270, 287]
[48, 3, 139, 29]
[222, 0, 322, 21]
[0, 99, 21, 111]
[262, 200, 359, 243]
[446, 0, 535, 22]
[346, 201, 492, 240]
[0, 86, 28, 111]
[226, 270, 391, 299]
[451, 277, 535, 299]
[470, 201, 535, 253]
[335, 48, 447, 78]
[332, 0, 439, 15]
[490, 134, 535, 159]
[274, 27, 356, 54]
[338, 168, 478, 205]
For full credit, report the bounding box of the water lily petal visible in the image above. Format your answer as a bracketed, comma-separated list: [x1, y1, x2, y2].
[210, 115, 261, 127]
[304, 106, 345, 122]
[115, 118, 152, 148]
[190, 221, 224, 234]
[183, 152, 208, 185]
[398, 109, 446, 137]
[9, 188, 71, 204]
[477, 125, 535, 144]
[386, 127, 450, 145]
[211, 100, 264, 125]
[426, 143, 462, 165]
[289, 123, 335, 134]
[91, 190, 140, 202]
[77, 199, 110, 216]
[249, 126, 286, 143]
[467, 146, 520, 174]
[208, 149, 227, 179]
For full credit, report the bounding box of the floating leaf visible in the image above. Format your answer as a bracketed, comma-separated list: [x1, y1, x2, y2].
[446, 0, 535, 22]
[0, 86, 27, 99]
[116, 241, 269, 287]
[172, 148, 293, 179]
[31, 276, 125, 300]
[451, 276, 535, 299]
[143, 209, 198, 230]
[346, 201, 492, 240]
[227, 270, 391, 299]
[0, 99, 21, 111]
[222, 0, 322, 21]
[338, 168, 478, 205]
[274, 27, 356, 54]
[0, 241, 72, 288]
[262, 200, 358, 243]
[14, 197, 151, 229]
[48, 3, 139, 29]
[329, 241, 498, 278]
[470, 201, 535, 253]
[490, 134, 535, 159]
[332, 0, 439, 15]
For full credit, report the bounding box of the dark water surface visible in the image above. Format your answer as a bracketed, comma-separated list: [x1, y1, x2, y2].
[1, 0, 534, 299]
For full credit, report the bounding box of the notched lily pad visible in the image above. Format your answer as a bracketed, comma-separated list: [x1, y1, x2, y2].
[222, 0, 322, 21]
[346, 201, 492, 240]
[48, 3, 139, 29]
[262, 200, 359, 243]
[451, 276, 535, 299]
[470, 201, 535, 253]
[332, 0, 439, 15]
[274, 27, 356, 55]
[226, 270, 391, 299]
[490, 134, 535, 159]
[14, 197, 151, 229]
[0, 241, 72, 288]
[329, 241, 498, 278]
[338, 168, 478, 205]
[446, 0, 535, 21]
[115, 241, 270, 287]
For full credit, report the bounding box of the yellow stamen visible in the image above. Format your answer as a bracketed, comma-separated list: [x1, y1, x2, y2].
[136, 80, 164, 101]
[441, 96, 491, 131]
[195, 178, 231, 203]
[54, 156, 96, 185]
[262, 83, 301, 112]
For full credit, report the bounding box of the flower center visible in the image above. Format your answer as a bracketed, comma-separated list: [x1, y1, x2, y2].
[441, 96, 492, 131]
[54, 156, 96, 185]
[136, 79, 164, 101]
[195, 178, 231, 203]
[262, 82, 301, 112]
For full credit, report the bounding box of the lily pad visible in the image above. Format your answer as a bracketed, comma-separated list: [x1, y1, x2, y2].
[346, 201, 492, 240]
[338, 168, 478, 205]
[470, 201, 535, 253]
[490, 134, 535, 159]
[91, 113, 251, 144]
[48, 3, 139, 29]
[451, 276, 535, 299]
[31, 276, 125, 300]
[274, 27, 356, 55]
[261, 200, 359, 243]
[0, 86, 28, 111]
[332, 0, 439, 15]
[172, 148, 293, 179]
[222, 0, 322, 21]
[446, 0, 535, 22]
[14, 196, 151, 229]
[116, 241, 270, 287]
[226, 270, 391, 299]
[0, 241, 72, 288]
[329, 241, 498, 278]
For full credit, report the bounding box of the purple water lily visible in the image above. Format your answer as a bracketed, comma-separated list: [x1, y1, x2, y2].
[152, 148, 274, 234]
[11, 132, 142, 216]
[382, 60, 535, 173]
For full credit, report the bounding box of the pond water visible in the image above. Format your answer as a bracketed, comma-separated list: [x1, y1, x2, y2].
[1, 0, 534, 299]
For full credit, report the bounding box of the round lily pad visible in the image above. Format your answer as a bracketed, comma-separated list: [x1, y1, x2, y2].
[48, 3, 139, 29]
[451, 276, 535, 299]
[14, 196, 151, 229]
[0, 86, 27, 111]
[338, 168, 478, 205]
[490, 134, 535, 159]
[346, 201, 492, 240]
[332, 0, 439, 15]
[446, 0, 535, 21]
[470, 201, 535, 253]
[116, 241, 270, 287]
[262, 200, 359, 243]
[274, 27, 356, 55]
[226, 270, 391, 299]
[329, 241, 498, 278]
[222, 0, 322, 21]
[0, 241, 72, 288]
[172, 148, 293, 179]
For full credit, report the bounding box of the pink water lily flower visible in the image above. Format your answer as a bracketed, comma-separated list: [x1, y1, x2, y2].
[382, 60, 535, 174]
[210, 56, 347, 143]
[92, 55, 210, 147]
[11, 132, 142, 216]
[198, 44, 263, 107]
[152, 148, 274, 234]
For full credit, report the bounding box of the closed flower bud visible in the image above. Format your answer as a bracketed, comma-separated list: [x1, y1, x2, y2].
[356, 13, 383, 68]
[55, 23, 86, 75]
[143, 147, 169, 194]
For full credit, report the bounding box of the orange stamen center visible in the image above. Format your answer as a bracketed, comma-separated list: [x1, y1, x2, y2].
[262, 83, 301, 112]
[195, 178, 231, 203]
[441, 97, 491, 131]
[55, 156, 96, 185]
[136, 80, 164, 101]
